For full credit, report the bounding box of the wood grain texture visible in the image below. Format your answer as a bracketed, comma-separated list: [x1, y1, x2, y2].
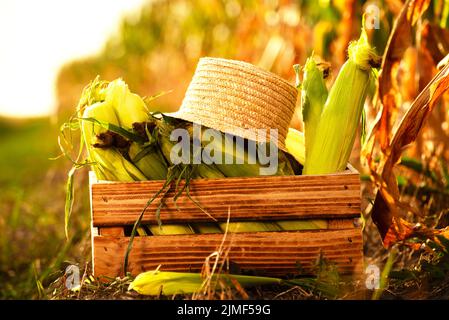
[93, 229, 363, 278]
[90, 172, 361, 227]
[328, 219, 358, 229]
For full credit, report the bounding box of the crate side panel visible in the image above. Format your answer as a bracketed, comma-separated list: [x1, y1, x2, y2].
[92, 174, 361, 226]
[93, 228, 363, 278]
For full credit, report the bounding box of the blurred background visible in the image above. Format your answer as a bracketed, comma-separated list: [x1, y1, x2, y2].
[1, 0, 449, 299]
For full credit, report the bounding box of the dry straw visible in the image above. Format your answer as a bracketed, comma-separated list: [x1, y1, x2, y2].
[168, 57, 298, 151]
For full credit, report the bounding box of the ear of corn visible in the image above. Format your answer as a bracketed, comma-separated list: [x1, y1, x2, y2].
[303, 29, 380, 175]
[79, 78, 169, 181]
[148, 224, 195, 236]
[218, 221, 281, 233]
[285, 128, 305, 165]
[276, 219, 328, 231]
[158, 131, 177, 165]
[128, 142, 167, 180]
[128, 269, 282, 295]
[79, 80, 181, 235]
[201, 128, 262, 177]
[147, 122, 192, 239]
[158, 137, 225, 181]
[191, 223, 222, 234]
[300, 57, 328, 167]
[104, 79, 168, 180]
[80, 102, 147, 181]
[136, 226, 149, 236]
[129, 270, 204, 295]
[104, 79, 150, 128]
[198, 127, 293, 232]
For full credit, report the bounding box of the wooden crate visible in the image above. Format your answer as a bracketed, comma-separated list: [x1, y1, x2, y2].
[90, 167, 363, 279]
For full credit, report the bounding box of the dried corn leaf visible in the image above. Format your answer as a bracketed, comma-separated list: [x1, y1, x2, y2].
[373, 62, 449, 246]
[407, 0, 430, 25]
[376, 0, 430, 151]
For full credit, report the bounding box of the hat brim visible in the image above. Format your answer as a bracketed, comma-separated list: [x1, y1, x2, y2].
[163, 110, 288, 153]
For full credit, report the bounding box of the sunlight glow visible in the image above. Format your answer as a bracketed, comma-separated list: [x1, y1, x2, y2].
[0, 0, 146, 118]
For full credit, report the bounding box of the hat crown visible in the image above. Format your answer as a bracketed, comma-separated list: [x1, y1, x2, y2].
[174, 57, 298, 151]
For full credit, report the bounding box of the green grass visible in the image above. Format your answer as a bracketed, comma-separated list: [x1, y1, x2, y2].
[0, 117, 90, 299]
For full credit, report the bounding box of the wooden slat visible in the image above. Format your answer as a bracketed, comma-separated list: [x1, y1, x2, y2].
[93, 229, 363, 278]
[328, 219, 357, 229]
[91, 172, 361, 227]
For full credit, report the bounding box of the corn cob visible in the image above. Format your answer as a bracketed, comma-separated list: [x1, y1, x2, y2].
[157, 121, 225, 181]
[128, 269, 281, 296]
[181, 124, 226, 233]
[200, 128, 263, 177]
[157, 120, 290, 233]
[80, 101, 147, 181]
[218, 221, 281, 233]
[81, 81, 185, 235]
[139, 120, 201, 235]
[300, 57, 328, 167]
[285, 128, 305, 165]
[105, 79, 150, 128]
[103, 79, 168, 180]
[128, 142, 167, 180]
[148, 224, 195, 235]
[136, 226, 149, 236]
[275, 219, 328, 231]
[191, 126, 294, 232]
[191, 223, 222, 234]
[303, 29, 380, 174]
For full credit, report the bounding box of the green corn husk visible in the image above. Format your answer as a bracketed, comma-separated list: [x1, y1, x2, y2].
[191, 223, 222, 234]
[148, 224, 195, 236]
[276, 219, 328, 231]
[80, 102, 147, 181]
[304, 29, 380, 175]
[160, 127, 222, 234]
[190, 125, 295, 232]
[203, 132, 289, 232]
[103, 79, 168, 180]
[204, 130, 294, 177]
[155, 120, 225, 235]
[285, 128, 305, 165]
[135, 121, 194, 236]
[105, 79, 150, 128]
[78, 78, 168, 181]
[128, 269, 282, 296]
[187, 138, 225, 234]
[136, 226, 149, 236]
[218, 221, 281, 233]
[128, 142, 167, 180]
[156, 117, 310, 234]
[300, 57, 328, 166]
[199, 127, 265, 177]
[158, 119, 225, 179]
[195, 163, 225, 179]
[158, 130, 176, 164]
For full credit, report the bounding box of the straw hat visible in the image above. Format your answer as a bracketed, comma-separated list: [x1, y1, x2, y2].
[167, 57, 298, 152]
